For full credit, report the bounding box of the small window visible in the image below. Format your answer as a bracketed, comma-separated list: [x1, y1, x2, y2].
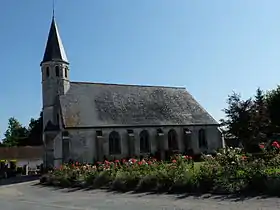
[62, 131, 70, 141]
[157, 128, 164, 136]
[127, 129, 134, 137]
[62, 131, 69, 137]
[64, 68, 68, 78]
[46, 67, 50, 77]
[184, 128, 191, 135]
[55, 66, 59, 77]
[96, 130, 103, 137]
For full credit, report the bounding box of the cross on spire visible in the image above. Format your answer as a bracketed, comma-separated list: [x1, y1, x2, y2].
[52, 0, 55, 19]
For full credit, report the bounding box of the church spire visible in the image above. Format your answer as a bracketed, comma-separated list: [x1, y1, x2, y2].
[41, 16, 68, 65]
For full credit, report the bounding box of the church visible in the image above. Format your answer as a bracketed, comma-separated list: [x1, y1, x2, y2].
[41, 16, 223, 168]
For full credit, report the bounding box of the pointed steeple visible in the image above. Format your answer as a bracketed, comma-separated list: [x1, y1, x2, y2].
[41, 17, 68, 65]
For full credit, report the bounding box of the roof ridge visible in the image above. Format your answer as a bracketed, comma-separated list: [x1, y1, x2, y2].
[70, 81, 186, 89]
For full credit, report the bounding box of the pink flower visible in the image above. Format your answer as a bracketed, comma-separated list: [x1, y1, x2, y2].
[272, 141, 280, 149]
[241, 156, 247, 160]
[172, 159, 177, 163]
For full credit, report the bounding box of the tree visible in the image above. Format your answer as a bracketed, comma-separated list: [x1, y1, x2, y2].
[221, 87, 280, 152]
[3, 117, 28, 147]
[250, 88, 271, 142]
[220, 92, 254, 150]
[266, 86, 280, 133]
[27, 112, 43, 146]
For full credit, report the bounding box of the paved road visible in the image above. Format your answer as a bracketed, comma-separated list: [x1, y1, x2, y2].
[0, 181, 280, 210]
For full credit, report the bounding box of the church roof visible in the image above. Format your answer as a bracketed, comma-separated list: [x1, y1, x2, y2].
[41, 18, 68, 64]
[59, 82, 218, 128]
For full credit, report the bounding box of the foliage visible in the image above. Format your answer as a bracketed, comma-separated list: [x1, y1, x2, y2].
[3, 117, 29, 147]
[40, 146, 280, 196]
[1, 112, 43, 147]
[26, 112, 43, 146]
[221, 87, 280, 152]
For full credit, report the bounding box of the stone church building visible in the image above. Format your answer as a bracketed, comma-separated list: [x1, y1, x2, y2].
[41, 17, 223, 168]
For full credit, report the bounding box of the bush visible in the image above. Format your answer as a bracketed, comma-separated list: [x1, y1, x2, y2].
[40, 144, 280, 196]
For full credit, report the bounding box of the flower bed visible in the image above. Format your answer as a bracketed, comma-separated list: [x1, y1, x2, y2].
[40, 142, 280, 196]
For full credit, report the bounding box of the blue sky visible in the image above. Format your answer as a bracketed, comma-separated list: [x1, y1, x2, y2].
[1, 0, 280, 138]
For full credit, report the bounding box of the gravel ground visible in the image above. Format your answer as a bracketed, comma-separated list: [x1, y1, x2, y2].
[0, 180, 280, 210]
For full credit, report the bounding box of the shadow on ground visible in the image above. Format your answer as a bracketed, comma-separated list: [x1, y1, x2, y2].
[0, 175, 40, 186]
[33, 182, 280, 202]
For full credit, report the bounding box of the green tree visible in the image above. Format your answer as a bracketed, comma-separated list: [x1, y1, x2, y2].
[266, 85, 280, 133]
[220, 92, 254, 149]
[27, 112, 43, 146]
[3, 117, 28, 147]
[250, 88, 271, 143]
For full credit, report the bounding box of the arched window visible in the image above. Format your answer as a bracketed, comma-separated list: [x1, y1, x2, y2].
[198, 129, 207, 148]
[46, 67, 50, 77]
[140, 130, 150, 153]
[168, 129, 178, 150]
[109, 131, 121, 155]
[55, 66, 59, 77]
[64, 68, 68, 78]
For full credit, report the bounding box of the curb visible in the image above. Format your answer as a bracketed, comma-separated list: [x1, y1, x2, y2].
[0, 180, 39, 188]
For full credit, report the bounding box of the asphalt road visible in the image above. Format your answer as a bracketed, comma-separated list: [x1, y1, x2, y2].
[0, 180, 280, 210]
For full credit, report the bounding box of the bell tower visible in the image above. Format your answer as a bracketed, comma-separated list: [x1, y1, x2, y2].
[41, 16, 70, 129]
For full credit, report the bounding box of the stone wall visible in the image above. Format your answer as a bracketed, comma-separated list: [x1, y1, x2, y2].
[56, 125, 222, 164]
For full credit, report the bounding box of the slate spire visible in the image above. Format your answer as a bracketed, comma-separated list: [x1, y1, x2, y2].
[41, 17, 68, 65]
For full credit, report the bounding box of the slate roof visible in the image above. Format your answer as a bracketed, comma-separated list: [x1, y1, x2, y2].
[41, 17, 68, 64]
[59, 82, 218, 128]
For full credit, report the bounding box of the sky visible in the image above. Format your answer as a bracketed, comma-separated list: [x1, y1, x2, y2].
[1, 0, 280, 138]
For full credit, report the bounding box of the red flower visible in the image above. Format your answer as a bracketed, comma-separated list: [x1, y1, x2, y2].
[114, 160, 120, 163]
[75, 162, 79, 166]
[137, 161, 143, 165]
[104, 160, 110, 165]
[259, 143, 265, 149]
[131, 159, 137, 163]
[172, 159, 177, 163]
[122, 159, 127, 163]
[97, 161, 102, 165]
[272, 141, 280, 149]
[147, 161, 152, 165]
